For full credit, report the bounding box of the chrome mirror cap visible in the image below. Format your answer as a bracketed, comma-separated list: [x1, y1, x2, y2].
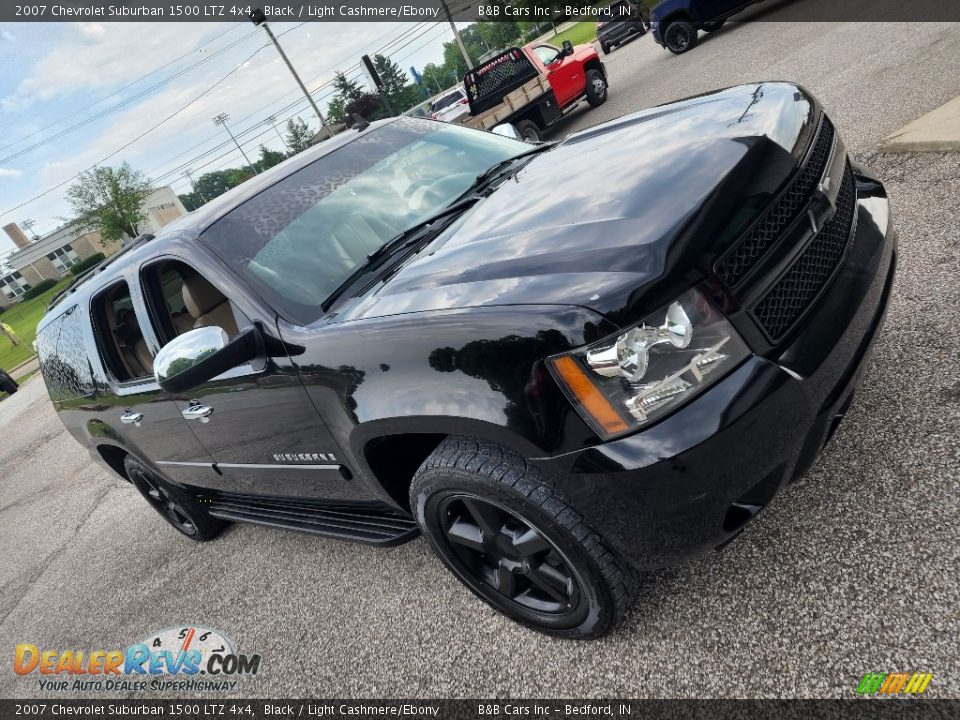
[154, 326, 229, 388]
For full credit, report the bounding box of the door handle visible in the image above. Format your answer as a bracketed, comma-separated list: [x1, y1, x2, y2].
[182, 403, 213, 423]
[120, 411, 143, 427]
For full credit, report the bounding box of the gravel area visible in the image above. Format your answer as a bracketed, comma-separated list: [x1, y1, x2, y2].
[1, 21, 958, 700]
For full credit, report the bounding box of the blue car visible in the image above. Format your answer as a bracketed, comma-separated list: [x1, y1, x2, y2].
[651, 0, 764, 54]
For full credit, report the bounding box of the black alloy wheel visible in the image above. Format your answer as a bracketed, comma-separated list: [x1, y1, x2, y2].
[665, 21, 698, 54]
[124, 456, 226, 541]
[435, 493, 582, 615]
[411, 436, 634, 639]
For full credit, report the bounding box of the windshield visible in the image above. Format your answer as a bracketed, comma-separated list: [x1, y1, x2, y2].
[200, 118, 530, 325]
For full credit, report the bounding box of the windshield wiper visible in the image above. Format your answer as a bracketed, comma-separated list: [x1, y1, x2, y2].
[462, 141, 558, 197]
[321, 195, 482, 312]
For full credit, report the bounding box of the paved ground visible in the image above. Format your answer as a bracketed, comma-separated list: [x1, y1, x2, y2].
[2, 21, 960, 700]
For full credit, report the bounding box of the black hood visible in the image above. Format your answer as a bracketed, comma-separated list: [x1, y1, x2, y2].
[341, 82, 817, 327]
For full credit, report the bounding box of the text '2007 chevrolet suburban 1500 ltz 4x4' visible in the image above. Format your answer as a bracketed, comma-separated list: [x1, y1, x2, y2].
[37, 82, 896, 639]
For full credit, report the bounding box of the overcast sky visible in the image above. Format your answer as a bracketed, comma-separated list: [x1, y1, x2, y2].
[0, 20, 460, 257]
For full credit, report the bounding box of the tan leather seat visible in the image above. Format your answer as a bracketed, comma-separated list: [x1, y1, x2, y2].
[133, 339, 154, 374]
[182, 273, 239, 336]
[171, 312, 195, 336]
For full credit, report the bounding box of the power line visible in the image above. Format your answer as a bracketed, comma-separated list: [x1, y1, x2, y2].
[0, 24, 247, 155]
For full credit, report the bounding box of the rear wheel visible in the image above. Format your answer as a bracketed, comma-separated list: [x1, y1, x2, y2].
[124, 456, 226, 541]
[514, 119, 542, 142]
[664, 20, 698, 54]
[585, 69, 608, 107]
[600, 41, 610, 54]
[410, 436, 634, 639]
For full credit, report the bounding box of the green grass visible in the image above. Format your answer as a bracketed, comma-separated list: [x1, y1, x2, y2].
[0, 278, 72, 370]
[546, 22, 599, 48]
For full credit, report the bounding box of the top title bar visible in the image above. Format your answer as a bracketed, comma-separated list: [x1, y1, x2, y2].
[3, 0, 960, 23]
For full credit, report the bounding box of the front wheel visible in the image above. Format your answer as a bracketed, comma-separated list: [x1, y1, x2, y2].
[585, 69, 608, 107]
[124, 456, 226, 541]
[664, 20, 698, 54]
[514, 119, 542, 142]
[600, 42, 610, 54]
[410, 437, 634, 639]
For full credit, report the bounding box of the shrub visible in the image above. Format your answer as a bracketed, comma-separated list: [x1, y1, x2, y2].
[70, 253, 106, 276]
[22, 279, 57, 300]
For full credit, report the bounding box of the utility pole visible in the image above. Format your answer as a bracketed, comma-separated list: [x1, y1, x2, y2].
[212, 113, 258, 176]
[265, 114, 288, 149]
[248, 8, 334, 139]
[440, 0, 472, 69]
[184, 169, 207, 203]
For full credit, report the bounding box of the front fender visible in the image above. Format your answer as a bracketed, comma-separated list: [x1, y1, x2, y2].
[280, 304, 618, 464]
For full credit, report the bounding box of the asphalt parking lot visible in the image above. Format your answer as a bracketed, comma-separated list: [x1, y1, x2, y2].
[2, 20, 960, 699]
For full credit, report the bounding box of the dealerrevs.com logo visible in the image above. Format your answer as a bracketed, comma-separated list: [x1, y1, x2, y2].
[14, 626, 261, 693]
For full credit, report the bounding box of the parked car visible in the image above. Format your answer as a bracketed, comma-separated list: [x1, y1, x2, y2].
[459, 41, 607, 141]
[430, 86, 470, 124]
[0, 368, 18, 395]
[36, 83, 896, 639]
[597, 0, 648, 54]
[651, 0, 763, 54]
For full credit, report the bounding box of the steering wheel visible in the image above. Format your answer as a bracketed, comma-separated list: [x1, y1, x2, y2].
[407, 172, 476, 213]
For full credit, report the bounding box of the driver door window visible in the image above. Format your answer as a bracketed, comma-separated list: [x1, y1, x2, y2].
[142, 260, 244, 347]
[532, 45, 561, 67]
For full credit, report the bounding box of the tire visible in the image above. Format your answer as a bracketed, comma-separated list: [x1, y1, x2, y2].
[0, 371, 16, 394]
[664, 20, 698, 54]
[600, 42, 610, 54]
[702, 20, 726, 32]
[585, 69, 608, 108]
[124, 456, 226, 541]
[410, 436, 635, 639]
[514, 119, 542, 142]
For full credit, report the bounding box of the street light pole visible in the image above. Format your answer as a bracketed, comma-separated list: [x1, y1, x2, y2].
[265, 114, 288, 149]
[213, 113, 258, 175]
[249, 9, 334, 139]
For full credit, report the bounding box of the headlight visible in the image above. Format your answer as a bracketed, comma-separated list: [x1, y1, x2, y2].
[547, 289, 749, 439]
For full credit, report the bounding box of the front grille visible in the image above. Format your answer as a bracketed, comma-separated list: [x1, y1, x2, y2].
[716, 116, 835, 287]
[752, 162, 857, 342]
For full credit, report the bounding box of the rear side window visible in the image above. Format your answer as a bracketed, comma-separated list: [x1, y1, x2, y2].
[91, 281, 153, 383]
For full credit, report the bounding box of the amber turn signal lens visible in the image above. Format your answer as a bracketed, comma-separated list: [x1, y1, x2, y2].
[550, 356, 629, 435]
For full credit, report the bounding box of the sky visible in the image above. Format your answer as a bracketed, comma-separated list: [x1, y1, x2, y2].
[0, 19, 462, 258]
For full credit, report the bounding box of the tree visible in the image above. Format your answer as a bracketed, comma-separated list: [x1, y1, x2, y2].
[345, 93, 386, 125]
[66, 163, 152, 245]
[285, 118, 314, 155]
[332, 72, 364, 104]
[372, 54, 422, 114]
[326, 96, 347, 125]
[255, 145, 286, 173]
[192, 170, 237, 202]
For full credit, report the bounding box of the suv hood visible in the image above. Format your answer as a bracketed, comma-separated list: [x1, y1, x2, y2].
[341, 82, 817, 327]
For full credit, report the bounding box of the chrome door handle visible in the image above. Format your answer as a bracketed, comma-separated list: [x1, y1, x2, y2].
[120, 411, 143, 427]
[182, 403, 213, 422]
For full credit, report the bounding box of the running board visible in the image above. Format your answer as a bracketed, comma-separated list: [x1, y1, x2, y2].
[207, 493, 419, 546]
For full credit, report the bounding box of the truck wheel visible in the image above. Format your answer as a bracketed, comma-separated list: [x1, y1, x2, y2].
[702, 20, 726, 32]
[585, 69, 608, 107]
[514, 119, 542, 142]
[664, 20, 698, 53]
[124, 456, 226, 541]
[410, 436, 635, 639]
[600, 42, 610, 54]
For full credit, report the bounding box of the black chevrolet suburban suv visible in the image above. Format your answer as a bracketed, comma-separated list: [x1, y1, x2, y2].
[38, 83, 896, 639]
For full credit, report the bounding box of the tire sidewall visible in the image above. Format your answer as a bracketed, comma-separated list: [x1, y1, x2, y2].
[124, 456, 224, 541]
[412, 467, 615, 639]
[585, 69, 607, 107]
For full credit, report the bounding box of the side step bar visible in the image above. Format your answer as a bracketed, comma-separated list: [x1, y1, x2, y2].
[207, 493, 419, 546]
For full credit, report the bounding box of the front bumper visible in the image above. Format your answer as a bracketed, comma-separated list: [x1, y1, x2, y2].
[532, 168, 896, 570]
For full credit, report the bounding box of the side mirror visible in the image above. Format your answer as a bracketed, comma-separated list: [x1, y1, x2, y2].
[562, 40, 574, 56]
[491, 123, 521, 140]
[154, 325, 262, 394]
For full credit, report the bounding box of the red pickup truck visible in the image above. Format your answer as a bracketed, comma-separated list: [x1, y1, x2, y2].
[461, 41, 608, 141]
